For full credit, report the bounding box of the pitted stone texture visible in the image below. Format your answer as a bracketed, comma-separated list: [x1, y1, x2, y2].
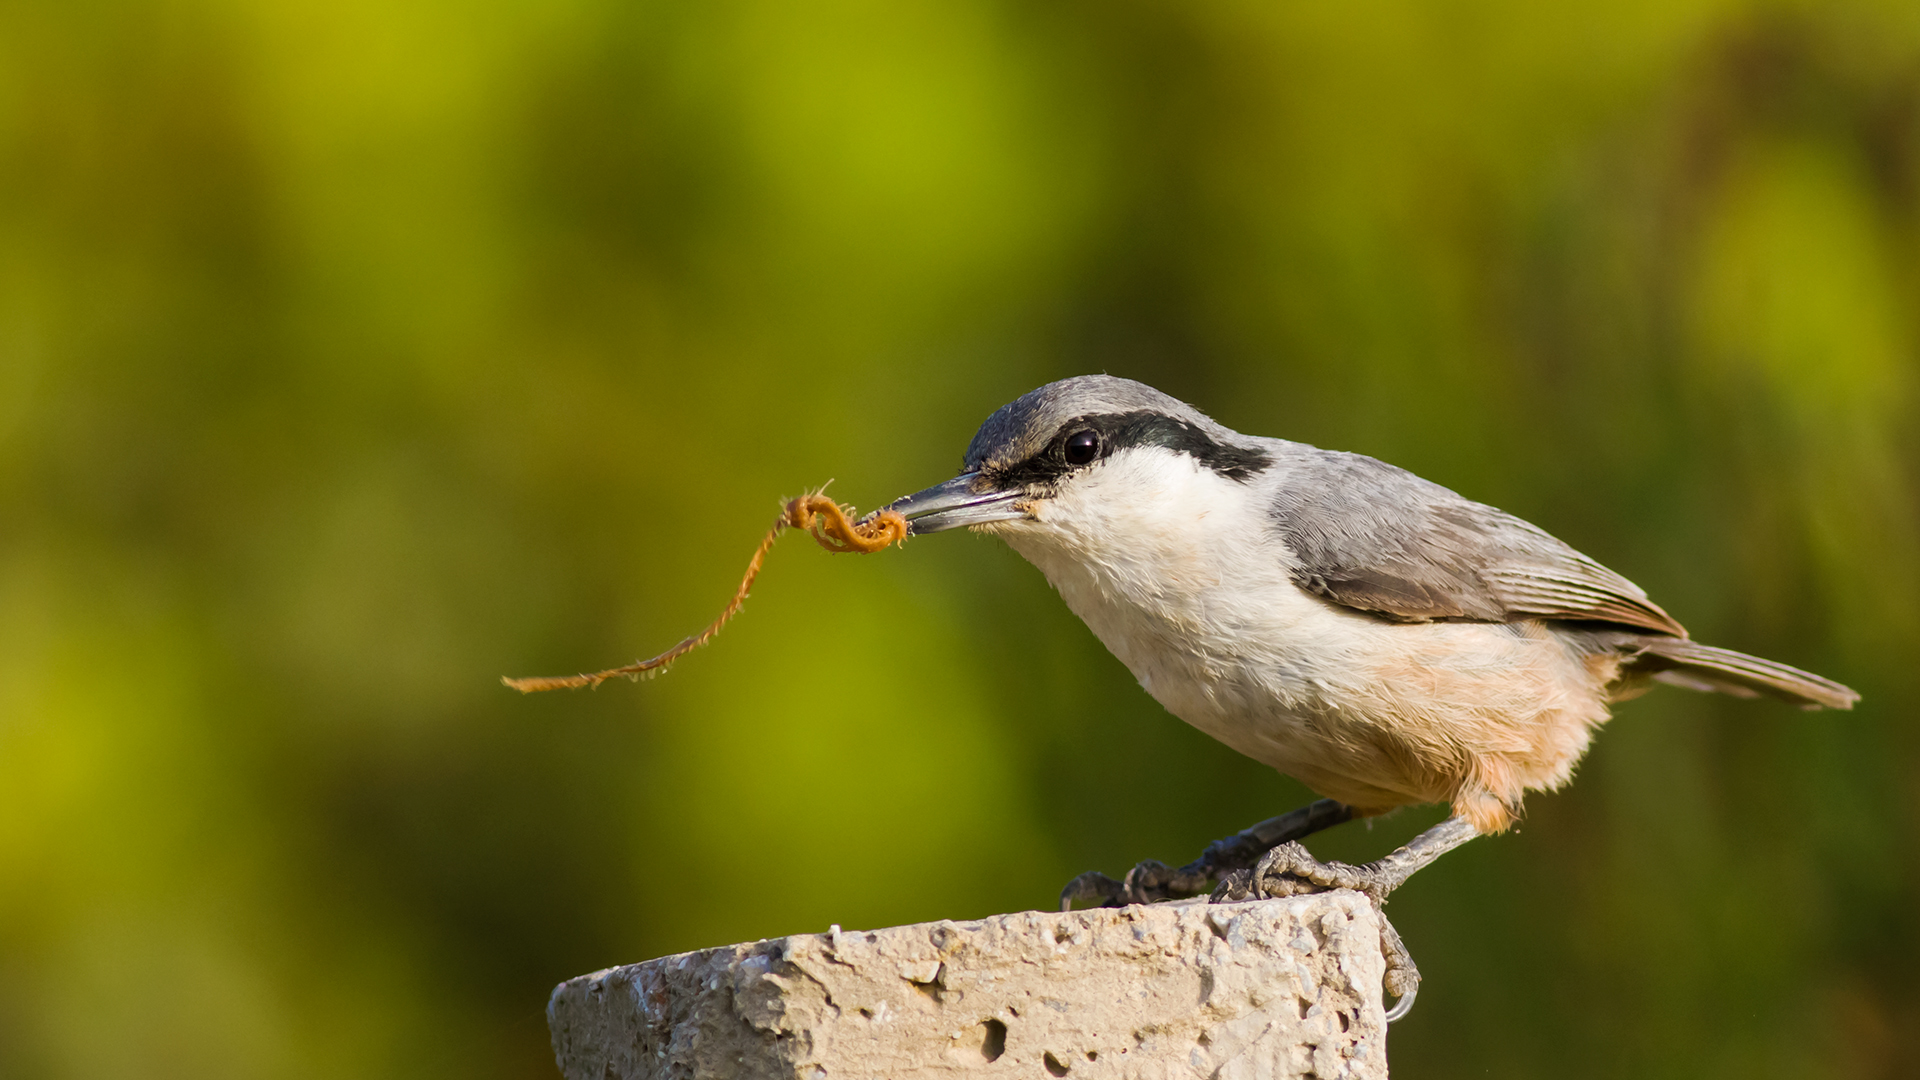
[549, 891, 1387, 1080]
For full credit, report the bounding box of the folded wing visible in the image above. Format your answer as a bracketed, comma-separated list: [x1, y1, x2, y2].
[1268, 448, 1685, 636]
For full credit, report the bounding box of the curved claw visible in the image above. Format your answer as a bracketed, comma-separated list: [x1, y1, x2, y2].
[1237, 842, 1427, 1024]
[1377, 909, 1421, 1021]
[1208, 813, 1472, 1025]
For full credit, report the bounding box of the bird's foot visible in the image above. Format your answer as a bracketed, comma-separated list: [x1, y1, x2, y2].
[1213, 841, 1396, 903]
[1059, 860, 1214, 910]
[1058, 799, 1356, 912]
[1212, 815, 1479, 905]
[1051, 805, 1470, 1023]
[1211, 845, 1424, 1020]
[1209, 816, 1480, 1023]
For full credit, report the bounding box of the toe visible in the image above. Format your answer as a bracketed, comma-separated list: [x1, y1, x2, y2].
[1058, 871, 1126, 911]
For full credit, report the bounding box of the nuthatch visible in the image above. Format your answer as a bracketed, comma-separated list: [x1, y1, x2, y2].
[886, 375, 1857, 1017]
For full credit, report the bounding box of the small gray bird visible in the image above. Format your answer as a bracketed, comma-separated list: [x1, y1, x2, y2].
[885, 375, 1857, 1014]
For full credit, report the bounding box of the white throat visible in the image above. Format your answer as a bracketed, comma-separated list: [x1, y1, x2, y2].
[978, 448, 1323, 715]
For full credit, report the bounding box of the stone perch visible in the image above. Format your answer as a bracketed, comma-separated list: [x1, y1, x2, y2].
[548, 891, 1391, 1079]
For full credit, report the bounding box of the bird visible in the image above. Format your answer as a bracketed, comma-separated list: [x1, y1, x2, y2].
[882, 374, 1858, 1015]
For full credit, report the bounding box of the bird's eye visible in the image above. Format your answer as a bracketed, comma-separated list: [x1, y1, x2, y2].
[1063, 429, 1100, 466]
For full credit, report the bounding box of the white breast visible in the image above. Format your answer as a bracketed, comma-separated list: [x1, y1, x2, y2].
[985, 450, 1334, 749]
[977, 447, 1603, 811]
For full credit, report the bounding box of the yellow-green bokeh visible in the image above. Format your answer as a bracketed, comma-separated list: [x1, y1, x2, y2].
[3, 0, 1917, 1076]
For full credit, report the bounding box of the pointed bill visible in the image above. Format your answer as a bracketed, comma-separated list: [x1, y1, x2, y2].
[886, 473, 1029, 534]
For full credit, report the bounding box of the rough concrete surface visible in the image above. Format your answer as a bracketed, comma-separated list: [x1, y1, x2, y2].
[549, 891, 1388, 1080]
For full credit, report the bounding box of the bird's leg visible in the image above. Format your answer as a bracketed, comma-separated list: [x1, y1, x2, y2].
[1058, 799, 1355, 910]
[1210, 815, 1480, 1023]
[1215, 814, 1479, 905]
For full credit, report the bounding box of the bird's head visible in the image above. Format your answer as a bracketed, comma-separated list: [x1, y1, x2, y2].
[885, 375, 1274, 539]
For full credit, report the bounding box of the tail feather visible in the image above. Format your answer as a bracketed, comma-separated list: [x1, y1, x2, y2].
[1631, 638, 1859, 711]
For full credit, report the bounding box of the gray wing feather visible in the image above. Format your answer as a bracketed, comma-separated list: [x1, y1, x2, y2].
[1633, 639, 1858, 709]
[1269, 448, 1686, 637]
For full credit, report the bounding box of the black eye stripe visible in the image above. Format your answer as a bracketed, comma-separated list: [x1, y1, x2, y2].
[987, 410, 1273, 489]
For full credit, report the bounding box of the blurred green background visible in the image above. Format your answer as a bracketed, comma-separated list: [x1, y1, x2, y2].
[2, 0, 1917, 1076]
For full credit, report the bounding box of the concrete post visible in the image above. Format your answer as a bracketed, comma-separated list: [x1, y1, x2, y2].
[549, 890, 1390, 1079]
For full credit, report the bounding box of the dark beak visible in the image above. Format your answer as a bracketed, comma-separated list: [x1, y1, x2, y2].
[886, 473, 1030, 534]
